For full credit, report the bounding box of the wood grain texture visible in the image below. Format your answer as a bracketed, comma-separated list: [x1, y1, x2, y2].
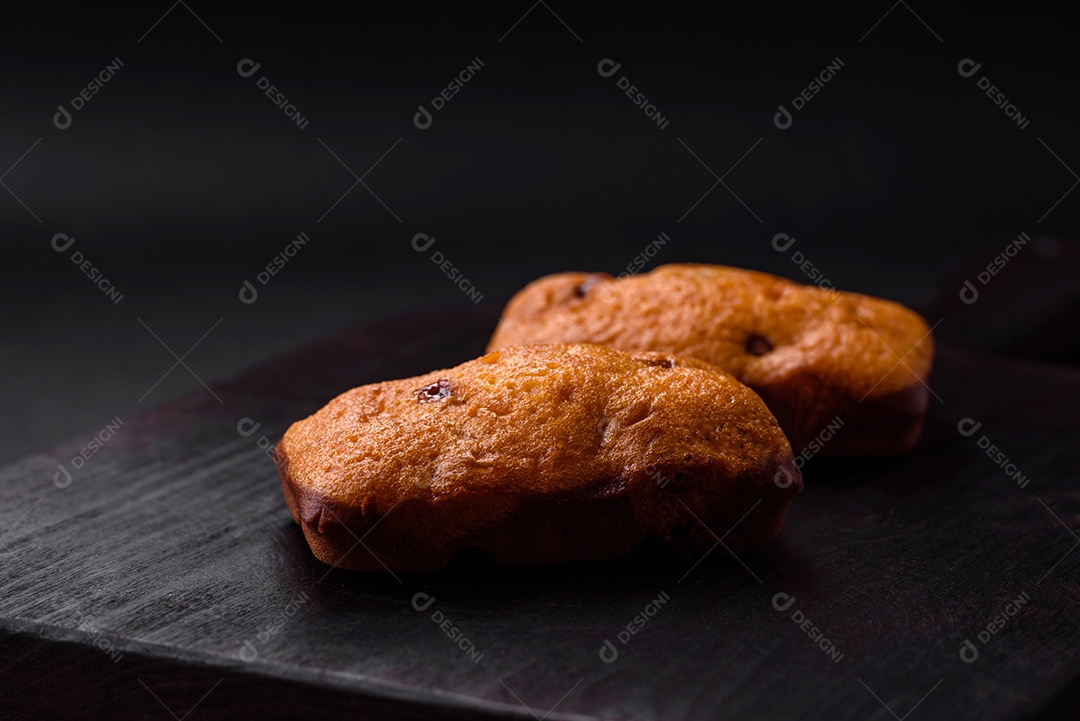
[1, 305, 1078, 720]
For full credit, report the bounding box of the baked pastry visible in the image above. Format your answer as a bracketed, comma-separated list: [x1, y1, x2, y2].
[488, 264, 934, 456]
[275, 343, 801, 572]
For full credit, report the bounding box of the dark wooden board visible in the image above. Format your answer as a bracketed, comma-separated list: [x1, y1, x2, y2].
[2, 305, 1079, 721]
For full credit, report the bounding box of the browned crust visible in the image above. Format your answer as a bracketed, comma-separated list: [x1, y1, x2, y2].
[752, 370, 930, 457]
[274, 344, 803, 573]
[487, 265, 935, 456]
[276, 441, 801, 573]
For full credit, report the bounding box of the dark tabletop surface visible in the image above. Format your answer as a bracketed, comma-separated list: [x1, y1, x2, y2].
[2, 304, 1078, 720]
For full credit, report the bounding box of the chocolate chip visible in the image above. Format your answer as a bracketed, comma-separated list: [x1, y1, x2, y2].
[574, 274, 604, 298]
[416, 379, 451, 402]
[745, 334, 773, 356]
[639, 358, 675, 369]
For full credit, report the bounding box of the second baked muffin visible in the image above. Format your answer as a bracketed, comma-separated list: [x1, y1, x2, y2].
[488, 264, 935, 456]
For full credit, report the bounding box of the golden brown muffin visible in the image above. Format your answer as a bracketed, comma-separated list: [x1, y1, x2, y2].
[488, 264, 934, 456]
[275, 343, 801, 573]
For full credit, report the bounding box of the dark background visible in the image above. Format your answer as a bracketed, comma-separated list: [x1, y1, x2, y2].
[2, 3, 1078, 465]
